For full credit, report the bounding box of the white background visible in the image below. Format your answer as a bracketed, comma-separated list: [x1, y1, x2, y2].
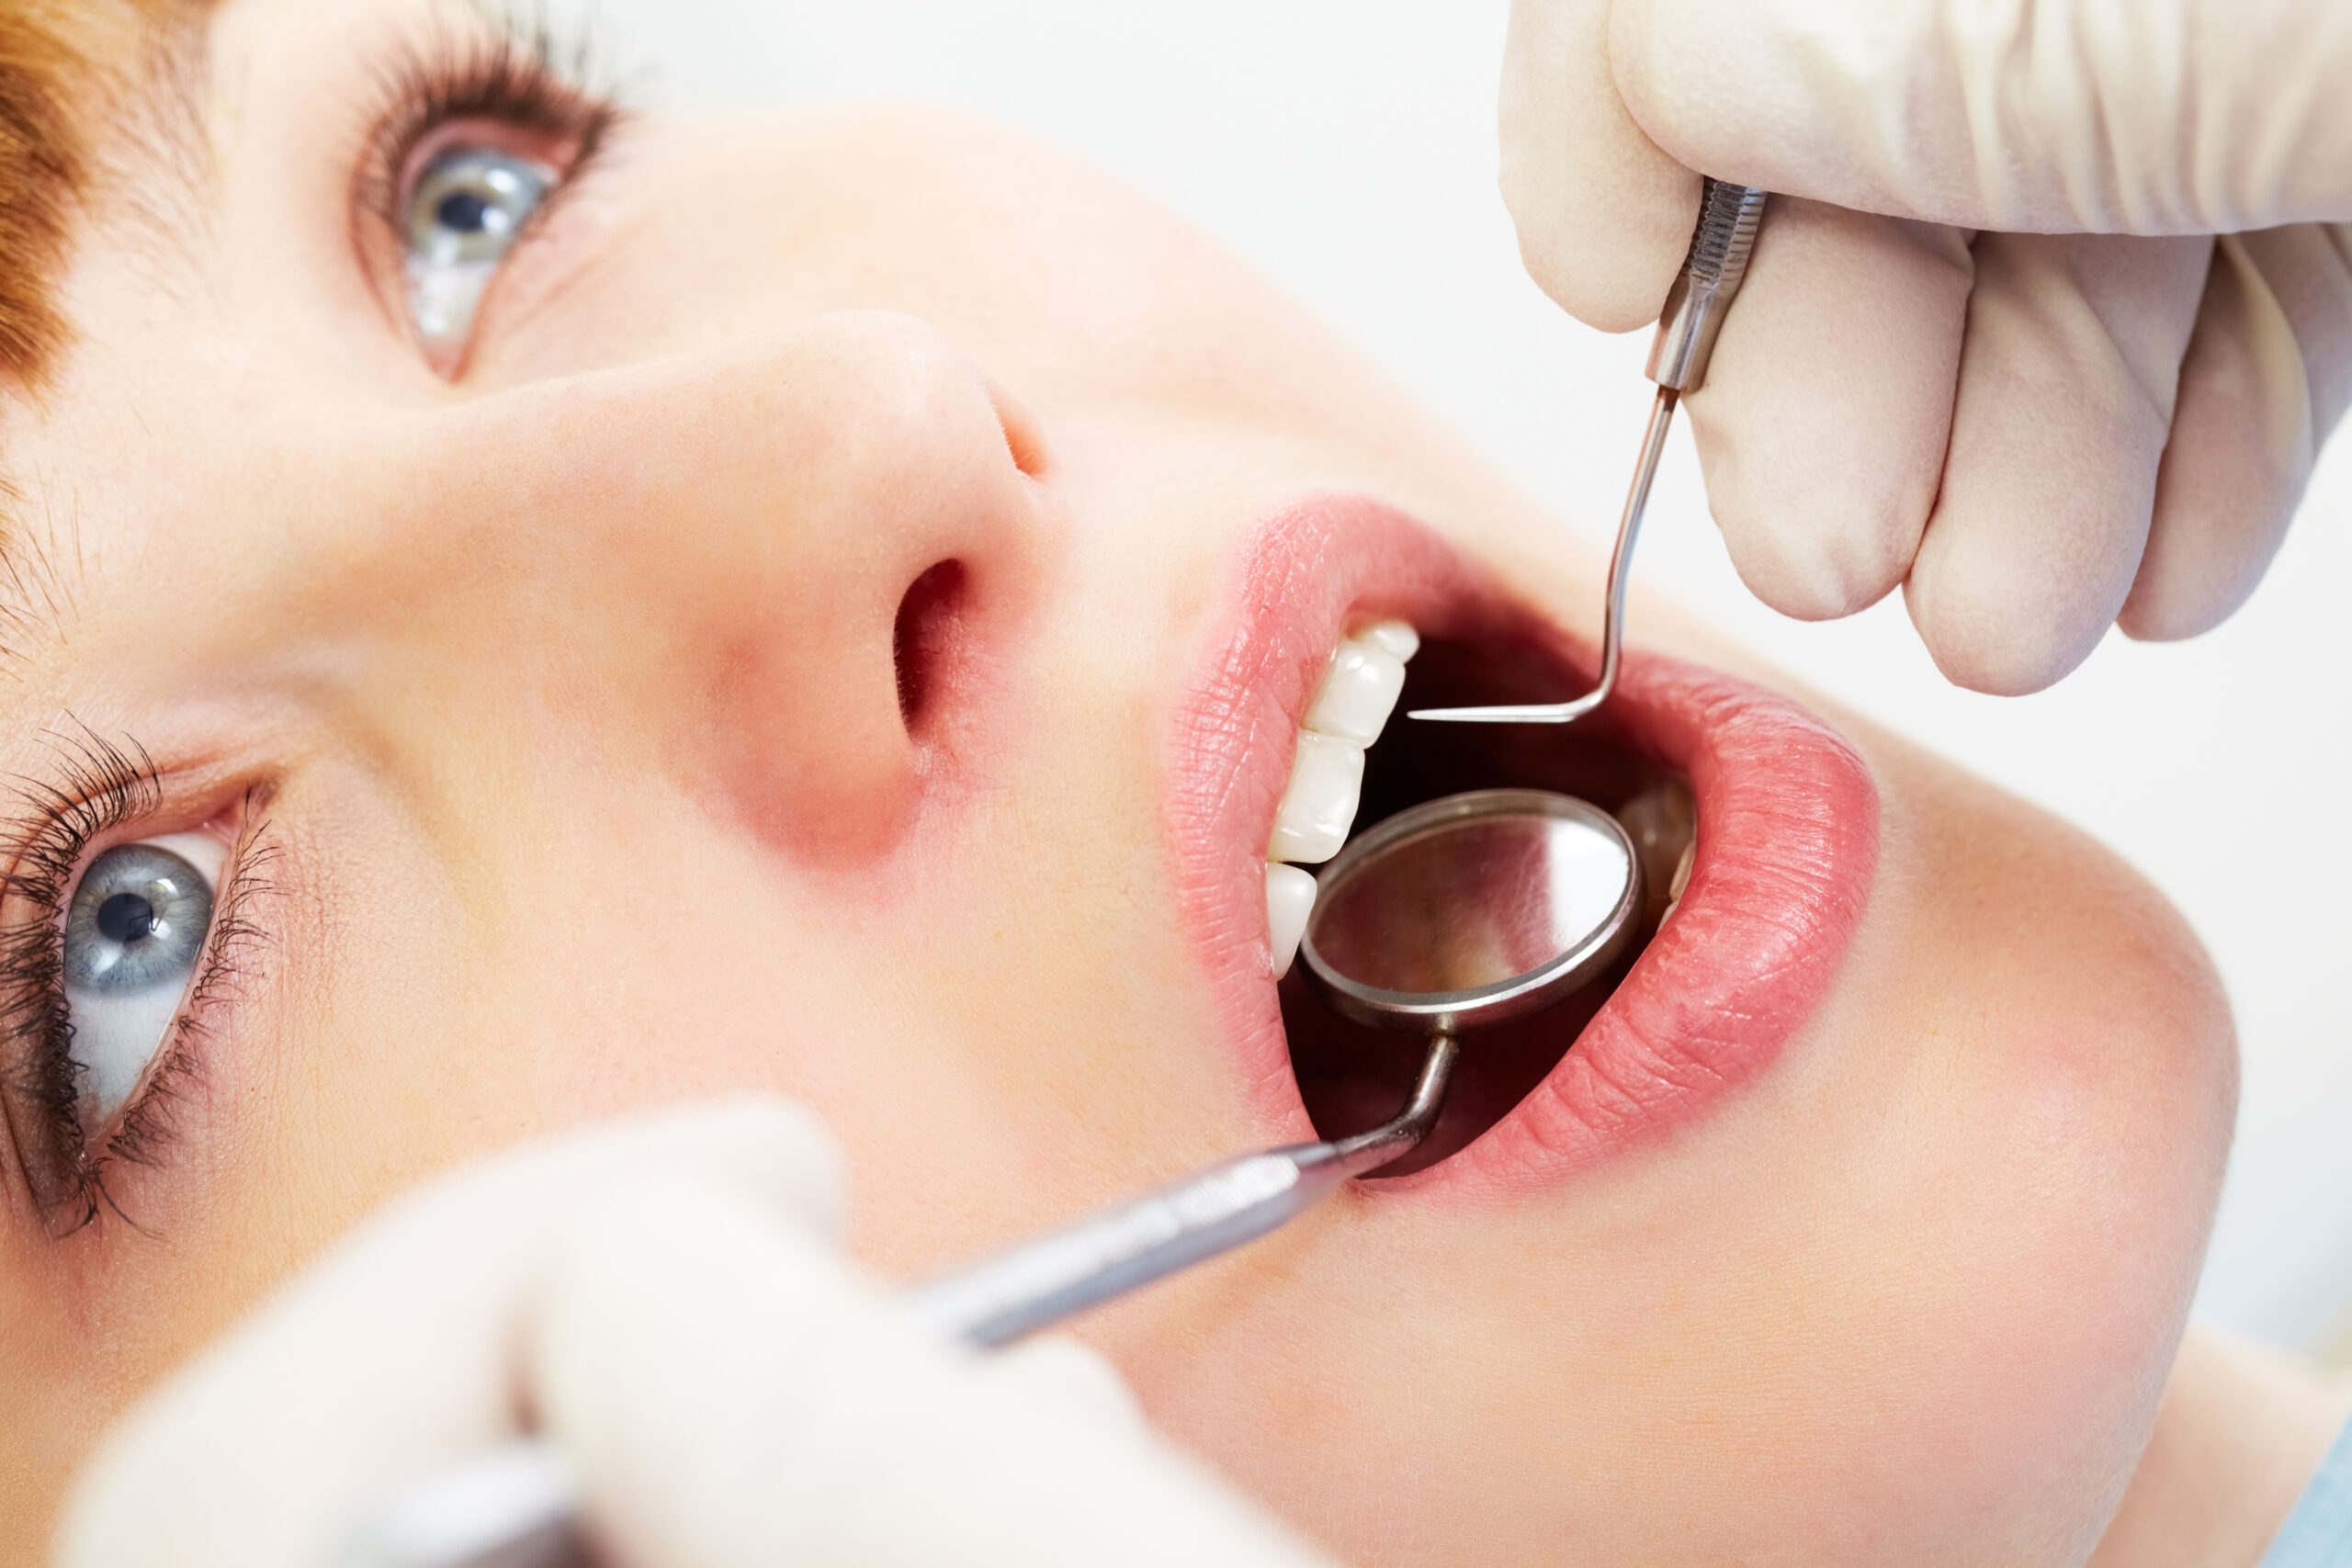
[550, 0, 2352, 1358]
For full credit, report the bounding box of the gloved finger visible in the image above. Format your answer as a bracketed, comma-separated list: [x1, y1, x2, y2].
[532, 1185, 1336, 1568]
[2270, 225, 2352, 433]
[1905, 232, 2212, 694]
[55, 1097, 842, 1568]
[2128, 224, 2352, 638]
[1605, 0, 2352, 233]
[2120, 236, 2319, 640]
[1500, 0, 1700, 332]
[1683, 197, 1972, 619]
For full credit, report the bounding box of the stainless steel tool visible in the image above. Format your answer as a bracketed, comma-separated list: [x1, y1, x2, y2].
[1410, 179, 1769, 724]
[1301, 788, 1644, 1032]
[337, 1046, 1461, 1568]
[342, 787, 1644, 1568]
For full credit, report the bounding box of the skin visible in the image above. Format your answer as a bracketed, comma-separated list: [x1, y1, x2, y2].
[2093, 1332, 2352, 1568]
[0, 0, 2277, 1561]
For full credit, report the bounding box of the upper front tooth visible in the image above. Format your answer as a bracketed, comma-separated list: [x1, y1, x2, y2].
[1304, 636, 1408, 745]
[1268, 730, 1364, 863]
[1266, 862, 1317, 979]
[1358, 619, 1419, 661]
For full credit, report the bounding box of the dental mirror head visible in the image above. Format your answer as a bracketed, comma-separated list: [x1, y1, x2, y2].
[1301, 789, 1644, 1037]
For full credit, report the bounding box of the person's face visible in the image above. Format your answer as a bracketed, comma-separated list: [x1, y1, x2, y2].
[0, 1, 2235, 1562]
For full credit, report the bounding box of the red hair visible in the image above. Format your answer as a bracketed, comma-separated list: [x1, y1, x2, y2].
[0, 1, 206, 385]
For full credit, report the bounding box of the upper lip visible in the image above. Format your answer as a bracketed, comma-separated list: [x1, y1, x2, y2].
[1166, 494, 1881, 1193]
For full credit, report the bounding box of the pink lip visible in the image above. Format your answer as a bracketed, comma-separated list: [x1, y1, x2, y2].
[1166, 496, 1880, 1193]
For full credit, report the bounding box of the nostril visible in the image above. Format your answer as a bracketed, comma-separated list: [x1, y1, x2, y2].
[894, 559, 968, 732]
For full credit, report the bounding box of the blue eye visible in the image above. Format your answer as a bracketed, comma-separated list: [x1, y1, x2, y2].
[62, 834, 222, 1120]
[403, 146, 556, 358]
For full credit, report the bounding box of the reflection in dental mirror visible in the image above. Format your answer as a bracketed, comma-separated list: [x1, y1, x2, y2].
[62, 832, 223, 1121]
[1302, 790, 1644, 1038]
[403, 147, 555, 357]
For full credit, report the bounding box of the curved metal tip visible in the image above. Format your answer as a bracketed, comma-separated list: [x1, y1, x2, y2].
[1407, 700, 1595, 725]
[1411, 387, 1683, 729]
[1325, 1032, 1461, 1178]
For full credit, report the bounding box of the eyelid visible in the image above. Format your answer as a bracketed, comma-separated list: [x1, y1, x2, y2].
[396, 117, 577, 217]
[64, 813, 238, 901]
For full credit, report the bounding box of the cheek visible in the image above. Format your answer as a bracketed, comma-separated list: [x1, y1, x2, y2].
[1743, 781, 2234, 1552]
[1148, 761, 2237, 1564]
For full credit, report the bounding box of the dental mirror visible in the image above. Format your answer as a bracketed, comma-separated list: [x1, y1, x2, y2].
[1301, 788, 1645, 1038]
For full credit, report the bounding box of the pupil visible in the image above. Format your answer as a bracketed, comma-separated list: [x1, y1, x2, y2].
[436, 190, 494, 233]
[97, 891, 157, 945]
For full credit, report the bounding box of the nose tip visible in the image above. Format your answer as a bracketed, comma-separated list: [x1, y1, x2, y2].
[687, 315, 1046, 860]
[384, 311, 1044, 864]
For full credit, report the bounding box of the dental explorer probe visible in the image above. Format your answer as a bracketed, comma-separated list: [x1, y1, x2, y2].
[342, 1038, 1463, 1568]
[1409, 178, 1769, 724]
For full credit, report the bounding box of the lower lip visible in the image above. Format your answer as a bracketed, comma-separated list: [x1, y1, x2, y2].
[1167, 496, 1881, 1194]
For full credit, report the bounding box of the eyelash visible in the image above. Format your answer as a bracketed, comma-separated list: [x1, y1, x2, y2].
[0, 734, 274, 1234]
[351, 22, 624, 353]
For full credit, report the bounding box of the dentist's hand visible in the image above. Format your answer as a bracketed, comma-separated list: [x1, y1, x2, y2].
[1503, 0, 2352, 693]
[53, 1100, 1336, 1568]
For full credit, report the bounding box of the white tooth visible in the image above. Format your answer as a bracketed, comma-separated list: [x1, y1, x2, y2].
[1304, 637, 1408, 745]
[1267, 730, 1364, 863]
[1359, 620, 1419, 661]
[1660, 842, 1697, 928]
[1266, 862, 1317, 979]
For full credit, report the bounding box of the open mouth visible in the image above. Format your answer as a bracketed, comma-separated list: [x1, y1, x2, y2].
[1282, 631, 1695, 1177]
[1170, 496, 1881, 1196]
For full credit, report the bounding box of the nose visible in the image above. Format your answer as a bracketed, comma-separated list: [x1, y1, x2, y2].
[353, 311, 1044, 861]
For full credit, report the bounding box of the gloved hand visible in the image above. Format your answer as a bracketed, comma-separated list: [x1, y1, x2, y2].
[1502, 0, 2352, 694]
[52, 1100, 1336, 1568]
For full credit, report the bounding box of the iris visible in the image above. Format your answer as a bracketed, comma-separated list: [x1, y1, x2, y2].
[403, 147, 556, 355]
[62, 839, 220, 1119]
[65, 844, 211, 995]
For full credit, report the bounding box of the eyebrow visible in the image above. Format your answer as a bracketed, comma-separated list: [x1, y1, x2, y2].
[0, 1, 213, 670]
[0, 2, 215, 386]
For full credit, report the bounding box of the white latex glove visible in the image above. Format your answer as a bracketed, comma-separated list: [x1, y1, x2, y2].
[1503, 0, 2352, 693]
[53, 1100, 1337, 1568]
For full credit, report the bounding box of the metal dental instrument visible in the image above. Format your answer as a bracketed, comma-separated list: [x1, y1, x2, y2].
[345, 788, 1645, 1568]
[344, 1045, 1460, 1568]
[919, 791, 1647, 1350]
[339, 1047, 1453, 1568]
[899, 1030, 1461, 1350]
[1300, 788, 1645, 1032]
[1410, 179, 1769, 724]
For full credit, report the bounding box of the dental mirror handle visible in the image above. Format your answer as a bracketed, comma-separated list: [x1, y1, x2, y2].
[338, 1034, 1461, 1568]
[1409, 179, 1768, 726]
[903, 1029, 1458, 1348]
